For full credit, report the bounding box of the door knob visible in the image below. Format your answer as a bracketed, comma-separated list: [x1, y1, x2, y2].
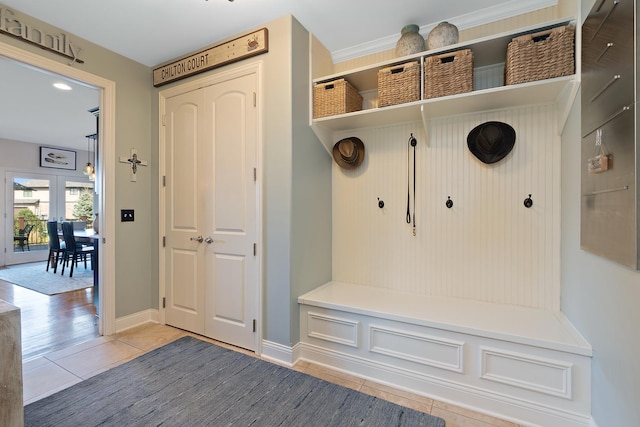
[190, 236, 204, 243]
[204, 236, 214, 244]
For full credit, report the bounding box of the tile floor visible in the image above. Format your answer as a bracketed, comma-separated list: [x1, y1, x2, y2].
[23, 323, 522, 427]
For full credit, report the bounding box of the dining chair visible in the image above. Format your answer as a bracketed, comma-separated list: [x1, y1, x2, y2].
[14, 223, 34, 251]
[46, 221, 66, 273]
[60, 221, 94, 277]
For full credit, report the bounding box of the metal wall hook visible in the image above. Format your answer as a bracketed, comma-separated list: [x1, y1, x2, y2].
[446, 196, 453, 209]
[377, 198, 384, 209]
[524, 194, 533, 208]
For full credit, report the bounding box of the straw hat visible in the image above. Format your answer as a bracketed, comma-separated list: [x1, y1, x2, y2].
[333, 137, 365, 169]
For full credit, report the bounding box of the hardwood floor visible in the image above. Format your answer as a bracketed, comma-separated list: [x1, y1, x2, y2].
[0, 278, 99, 361]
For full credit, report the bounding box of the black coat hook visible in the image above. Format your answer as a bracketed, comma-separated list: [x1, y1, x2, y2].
[446, 196, 453, 209]
[524, 194, 533, 208]
[377, 198, 384, 209]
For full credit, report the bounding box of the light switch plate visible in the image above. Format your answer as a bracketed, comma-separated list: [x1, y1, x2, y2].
[121, 209, 134, 222]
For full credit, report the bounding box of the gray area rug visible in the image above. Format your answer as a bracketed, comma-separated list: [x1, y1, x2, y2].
[0, 261, 92, 295]
[25, 336, 446, 426]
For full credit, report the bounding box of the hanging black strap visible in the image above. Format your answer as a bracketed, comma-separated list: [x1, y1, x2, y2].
[406, 136, 412, 224]
[412, 139, 416, 230]
[406, 134, 417, 234]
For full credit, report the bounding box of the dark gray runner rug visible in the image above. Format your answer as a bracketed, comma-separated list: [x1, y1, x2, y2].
[25, 336, 446, 426]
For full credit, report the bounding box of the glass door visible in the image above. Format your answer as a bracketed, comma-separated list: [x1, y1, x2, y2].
[5, 172, 53, 265]
[64, 179, 94, 227]
[5, 172, 94, 265]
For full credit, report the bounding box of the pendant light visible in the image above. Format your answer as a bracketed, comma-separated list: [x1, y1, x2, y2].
[83, 134, 94, 175]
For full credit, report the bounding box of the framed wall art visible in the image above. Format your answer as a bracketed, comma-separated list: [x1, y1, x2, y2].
[40, 147, 76, 170]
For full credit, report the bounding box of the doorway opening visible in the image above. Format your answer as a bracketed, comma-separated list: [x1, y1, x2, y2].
[0, 39, 117, 345]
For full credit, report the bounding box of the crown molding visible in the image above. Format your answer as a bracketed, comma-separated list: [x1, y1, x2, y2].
[332, 0, 558, 64]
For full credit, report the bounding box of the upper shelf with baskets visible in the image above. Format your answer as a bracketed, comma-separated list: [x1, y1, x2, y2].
[310, 18, 579, 153]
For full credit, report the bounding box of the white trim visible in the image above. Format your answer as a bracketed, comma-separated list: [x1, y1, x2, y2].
[307, 311, 360, 347]
[480, 346, 573, 400]
[0, 39, 116, 337]
[369, 324, 465, 373]
[332, 0, 558, 63]
[115, 309, 159, 333]
[261, 339, 298, 367]
[299, 282, 592, 356]
[158, 61, 264, 352]
[157, 89, 166, 327]
[299, 342, 592, 427]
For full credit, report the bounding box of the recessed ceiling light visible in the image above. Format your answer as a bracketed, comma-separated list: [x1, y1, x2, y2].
[53, 82, 72, 91]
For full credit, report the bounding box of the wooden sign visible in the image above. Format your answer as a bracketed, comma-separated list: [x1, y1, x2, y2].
[153, 28, 268, 87]
[0, 7, 83, 64]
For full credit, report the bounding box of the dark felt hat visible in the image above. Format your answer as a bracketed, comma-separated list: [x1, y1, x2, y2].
[333, 137, 365, 169]
[467, 121, 516, 164]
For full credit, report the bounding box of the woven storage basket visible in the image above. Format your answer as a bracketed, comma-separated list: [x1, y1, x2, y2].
[377, 61, 421, 108]
[424, 49, 473, 99]
[505, 25, 575, 85]
[313, 78, 363, 118]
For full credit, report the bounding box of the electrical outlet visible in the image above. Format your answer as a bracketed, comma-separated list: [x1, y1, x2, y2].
[121, 209, 134, 222]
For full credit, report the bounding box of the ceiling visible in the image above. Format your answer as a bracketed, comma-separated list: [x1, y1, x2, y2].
[0, 56, 99, 151]
[0, 0, 555, 151]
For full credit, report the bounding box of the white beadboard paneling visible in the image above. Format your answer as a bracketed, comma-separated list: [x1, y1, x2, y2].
[474, 63, 505, 91]
[332, 104, 560, 310]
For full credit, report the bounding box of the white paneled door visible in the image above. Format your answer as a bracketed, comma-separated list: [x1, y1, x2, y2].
[163, 70, 258, 351]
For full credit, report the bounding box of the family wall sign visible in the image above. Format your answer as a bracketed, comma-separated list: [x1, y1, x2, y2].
[0, 7, 83, 64]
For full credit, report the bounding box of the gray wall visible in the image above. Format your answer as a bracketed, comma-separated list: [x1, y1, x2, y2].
[260, 16, 295, 346]
[559, 2, 640, 425]
[0, 138, 90, 174]
[290, 18, 332, 344]
[562, 93, 640, 426]
[0, 4, 154, 318]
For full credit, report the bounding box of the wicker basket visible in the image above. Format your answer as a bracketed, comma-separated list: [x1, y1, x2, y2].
[313, 79, 363, 118]
[377, 61, 421, 108]
[424, 49, 473, 99]
[505, 25, 575, 85]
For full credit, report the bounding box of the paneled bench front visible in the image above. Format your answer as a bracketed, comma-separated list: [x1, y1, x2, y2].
[298, 281, 592, 427]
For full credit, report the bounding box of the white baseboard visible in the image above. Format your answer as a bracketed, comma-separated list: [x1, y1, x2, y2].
[115, 309, 159, 333]
[260, 339, 301, 367]
[299, 342, 592, 427]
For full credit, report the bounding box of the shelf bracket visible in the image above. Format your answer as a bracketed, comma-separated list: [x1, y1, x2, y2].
[557, 80, 580, 136]
[310, 123, 334, 156]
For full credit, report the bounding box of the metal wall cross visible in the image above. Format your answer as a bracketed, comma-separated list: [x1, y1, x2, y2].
[119, 148, 148, 181]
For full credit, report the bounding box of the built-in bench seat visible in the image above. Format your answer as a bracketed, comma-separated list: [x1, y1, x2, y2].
[298, 281, 593, 427]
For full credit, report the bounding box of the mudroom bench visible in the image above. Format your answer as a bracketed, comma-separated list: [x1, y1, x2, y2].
[298, 281, 593, 427]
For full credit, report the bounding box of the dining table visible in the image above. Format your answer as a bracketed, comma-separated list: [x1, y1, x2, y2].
[59, 228, 100, 315]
